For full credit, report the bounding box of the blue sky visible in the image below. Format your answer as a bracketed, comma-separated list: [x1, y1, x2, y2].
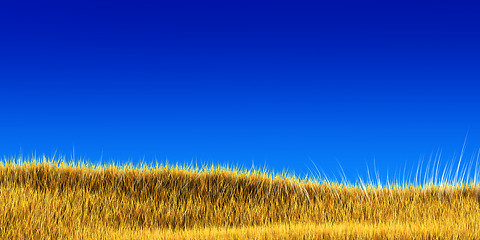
[1, 1, 480, 183]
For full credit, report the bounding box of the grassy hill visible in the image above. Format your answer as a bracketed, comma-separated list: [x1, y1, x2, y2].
[0, 157, 479, 239]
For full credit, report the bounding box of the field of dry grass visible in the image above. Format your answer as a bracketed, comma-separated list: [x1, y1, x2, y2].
[0, 157, 479, 239]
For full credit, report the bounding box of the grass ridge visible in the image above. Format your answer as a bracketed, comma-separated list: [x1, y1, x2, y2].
[1, 156, 479, 239]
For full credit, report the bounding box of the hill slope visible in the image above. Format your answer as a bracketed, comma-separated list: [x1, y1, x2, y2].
[0, 157, 479, 239]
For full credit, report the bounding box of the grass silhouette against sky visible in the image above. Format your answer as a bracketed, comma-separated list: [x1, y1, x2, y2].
[1, 1, 480, 184]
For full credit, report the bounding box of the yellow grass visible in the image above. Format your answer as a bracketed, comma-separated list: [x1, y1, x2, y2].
[0, 156, 479, 239]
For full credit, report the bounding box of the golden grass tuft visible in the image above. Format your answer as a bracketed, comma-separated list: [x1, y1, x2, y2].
[0, 156, 479, 239]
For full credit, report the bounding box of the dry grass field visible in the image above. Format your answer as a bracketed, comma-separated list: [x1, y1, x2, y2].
[0, 156, 479, 239]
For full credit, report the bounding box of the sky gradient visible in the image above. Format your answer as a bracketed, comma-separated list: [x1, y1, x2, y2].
[1, 1, 480, 183]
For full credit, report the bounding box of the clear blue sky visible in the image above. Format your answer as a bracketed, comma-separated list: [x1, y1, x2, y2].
[1, 1, 479, 183]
